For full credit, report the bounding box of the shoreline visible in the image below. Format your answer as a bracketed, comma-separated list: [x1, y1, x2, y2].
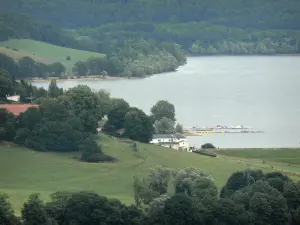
[25, 76, 142, 83]
[186, 53, 300, 57]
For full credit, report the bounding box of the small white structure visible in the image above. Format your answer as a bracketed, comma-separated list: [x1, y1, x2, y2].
[6, 95, 20, 102]
[150, 134, 191, 152]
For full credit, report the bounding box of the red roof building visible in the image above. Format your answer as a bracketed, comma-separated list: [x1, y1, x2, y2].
[0, 104, 39, 116]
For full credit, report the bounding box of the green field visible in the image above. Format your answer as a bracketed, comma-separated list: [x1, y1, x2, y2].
[0, 39, 104, 74]
[0, 134, 277, 214]
[216, 148, 300, 165]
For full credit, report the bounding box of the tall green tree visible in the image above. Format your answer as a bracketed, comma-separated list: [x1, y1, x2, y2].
[151, 100, 176, 122]
[124, 107, 153, 143]
[21, 193, 52, 225]
[0, 69, 14, 98]
[104, 98, 130, 132]
[18, 56, 36, 78]
[154, 117, 175, 134]
[0, 194, 21, 225]
[47, 79, 62, 98]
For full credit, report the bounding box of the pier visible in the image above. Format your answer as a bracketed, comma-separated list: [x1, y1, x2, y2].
[183, 125, 264, 136]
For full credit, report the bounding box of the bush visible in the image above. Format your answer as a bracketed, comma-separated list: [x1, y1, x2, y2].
[201, 143, 216, 149]
[66, 56, 71, 60]
[79, 137, 115, 163]
[81, 152, 115, 163]
[12, 48, 18, 51]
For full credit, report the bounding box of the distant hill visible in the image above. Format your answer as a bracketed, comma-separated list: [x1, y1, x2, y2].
[0, 39, 105, 74]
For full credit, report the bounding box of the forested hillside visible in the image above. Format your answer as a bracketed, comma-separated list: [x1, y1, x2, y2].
[2, 0, 300, 30]
[1, 0, 300, 56]
[1, 0, 300, 78]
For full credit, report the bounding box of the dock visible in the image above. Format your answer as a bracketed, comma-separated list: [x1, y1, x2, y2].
[183, 125, 264, 136]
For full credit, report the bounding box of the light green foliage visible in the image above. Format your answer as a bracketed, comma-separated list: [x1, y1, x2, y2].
[154, 117, 175, 134]
[173, 167, 218, 201]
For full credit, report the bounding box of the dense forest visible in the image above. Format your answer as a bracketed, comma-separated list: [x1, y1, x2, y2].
[1, 0, 300, 57]
[1, 0, 300, 78]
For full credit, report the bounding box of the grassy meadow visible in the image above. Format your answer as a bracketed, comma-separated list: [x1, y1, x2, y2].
[0, 134, 278, 214]
[0, 39, 104, 74]
[216, 148, 300, 165]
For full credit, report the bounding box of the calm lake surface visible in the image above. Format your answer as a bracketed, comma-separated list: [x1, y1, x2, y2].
[33, 56, 300, 148]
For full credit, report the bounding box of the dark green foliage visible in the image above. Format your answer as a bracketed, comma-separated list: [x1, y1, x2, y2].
[65, 85, 104, 133]
[47, 79, 63, 98]
[124, 108, 154, 143]
[150, 100, 176, 122]
[207, 198, 249, 225]
[27, 120, 83, 152]
[0, 54, 19, 78]
[19, 107, 41, 130]
[1, 169, 300, 225]
[21, 194, 52, 225]
[74, 39, 185, 77]
[232, 181, 291, 225]
[0, 69, 14, 98]
[220, 169, 264, 198]
[163, 194, 206, 225]
[45, 192, 144, 225]
[0, 194, 21, 225]
[14, 128, 31, 144]
[201, 143, 216, 149]
[104, 98, 130, 132]
[5, 0, 300, 30]
[0, 109, 17, 141]
[79, 137, 115, 163]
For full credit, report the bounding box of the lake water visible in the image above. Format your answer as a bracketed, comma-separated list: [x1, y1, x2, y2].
[33, 56, 300, 148]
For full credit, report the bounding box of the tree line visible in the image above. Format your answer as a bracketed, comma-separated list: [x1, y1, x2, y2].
[0, 53, 66, 78]
[1, 167, 300, 225]
[73, 39, 186, 77]
[75, 22, 300, 55]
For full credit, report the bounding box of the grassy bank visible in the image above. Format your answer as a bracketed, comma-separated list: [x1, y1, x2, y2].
[0, 39, 105, 73]
[0, 134, 276, 214]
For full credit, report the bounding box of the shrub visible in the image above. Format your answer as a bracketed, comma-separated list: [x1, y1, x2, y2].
[201, 143, 216, 149]
[66, 56, 71, 60]
[81, 152, 115, 163]
[12, 48, 18, 51]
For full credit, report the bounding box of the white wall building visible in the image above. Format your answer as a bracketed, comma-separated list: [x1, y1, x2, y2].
[150, 134, 191, 152]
